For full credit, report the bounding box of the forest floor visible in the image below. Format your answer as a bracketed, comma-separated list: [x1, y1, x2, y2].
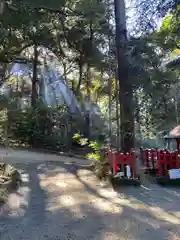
[0, 147, 180, 240]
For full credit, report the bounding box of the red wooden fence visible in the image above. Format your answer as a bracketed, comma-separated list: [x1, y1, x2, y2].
[140, 148, 180, 178]
[108, 150, 137, 178]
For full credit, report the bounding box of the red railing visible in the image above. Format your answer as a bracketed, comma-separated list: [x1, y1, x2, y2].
[140, 148, 158, 171]
[156, 151, 180, 177]
[140, 148, 180, 178]
[108, 150, 137, 178]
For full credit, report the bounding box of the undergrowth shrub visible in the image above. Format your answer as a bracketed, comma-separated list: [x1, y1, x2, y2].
[73, 133, 105, 161]
[8, 104, 83, 151]
[73, 133, 109, 180]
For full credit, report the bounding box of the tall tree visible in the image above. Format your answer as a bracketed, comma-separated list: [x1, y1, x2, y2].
[114, 0, 134, 152]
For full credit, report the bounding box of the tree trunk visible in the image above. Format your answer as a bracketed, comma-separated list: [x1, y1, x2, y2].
[108, 76, 112, 146]
[114, 0, 135, 152]
[134, 91, 141, 144]
[85, 20, 93, 139]
[115, 77, 120, 150]
[63, 62, 67, 83]
[107, 0, 112, 147]
[85, 64, 91, 139]
[0, 63, 7, 87]
[31, 44, 38, 107]
[0, 0, 4, 15]
[76, 53, 83, 96]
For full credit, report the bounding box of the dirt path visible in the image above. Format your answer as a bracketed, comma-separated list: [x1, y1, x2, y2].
[0, 147, 180, 239]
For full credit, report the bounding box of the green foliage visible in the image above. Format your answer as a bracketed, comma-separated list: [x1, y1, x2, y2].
[7, 104, 81, 150]
[153, 4, 180, 51]
[11, 106, 52, 146]
[73, 132, 105, 161]
[0, 0, 179, 151]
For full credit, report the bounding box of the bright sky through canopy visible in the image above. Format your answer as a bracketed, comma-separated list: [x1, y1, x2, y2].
[125, 0, 164, 34]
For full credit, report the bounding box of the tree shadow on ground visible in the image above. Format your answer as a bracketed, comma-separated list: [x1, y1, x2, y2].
[0, 160, 180, 239]
[112, 180, 180, 212]
[0, 162, 47, 239]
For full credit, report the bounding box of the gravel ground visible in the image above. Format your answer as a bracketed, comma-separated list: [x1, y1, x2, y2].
[0, 147, 180, 240]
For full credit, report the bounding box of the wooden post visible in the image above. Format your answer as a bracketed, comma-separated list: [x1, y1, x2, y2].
[176, 139, 180, 153]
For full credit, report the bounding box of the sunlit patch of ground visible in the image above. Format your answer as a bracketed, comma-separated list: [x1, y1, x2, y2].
[38, 164, 180, 239]
[0, 149, 180, 239]
[0, 172, 31, 218]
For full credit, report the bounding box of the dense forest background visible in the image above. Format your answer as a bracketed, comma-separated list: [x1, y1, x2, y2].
[0, 0, 179, 154]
